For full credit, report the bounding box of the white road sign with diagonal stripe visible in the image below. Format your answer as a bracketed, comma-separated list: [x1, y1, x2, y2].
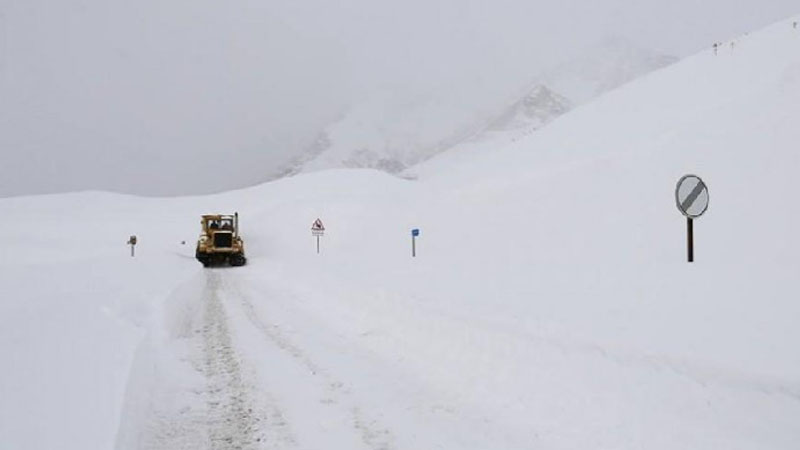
[675, 175, 709, 218]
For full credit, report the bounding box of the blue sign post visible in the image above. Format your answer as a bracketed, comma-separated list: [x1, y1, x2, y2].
[411, 228, 420, 257]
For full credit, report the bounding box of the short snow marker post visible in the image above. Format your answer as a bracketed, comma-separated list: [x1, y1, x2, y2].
[675, 175, 709, 262]
[127, 235, 137, 257]
[411, 228, 420, 257]
[311, 218, 325, 254]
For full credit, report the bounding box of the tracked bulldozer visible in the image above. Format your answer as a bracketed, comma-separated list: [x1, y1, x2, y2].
[195, 212, 247, 267]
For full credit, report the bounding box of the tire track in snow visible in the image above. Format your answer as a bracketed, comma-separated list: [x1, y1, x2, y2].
[221, 274, 395, 450]
[201, 271, 295, 449]
[132, 271, 296, 450]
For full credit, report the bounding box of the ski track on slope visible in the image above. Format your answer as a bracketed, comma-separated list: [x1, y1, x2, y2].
[218, 273, 396, 450]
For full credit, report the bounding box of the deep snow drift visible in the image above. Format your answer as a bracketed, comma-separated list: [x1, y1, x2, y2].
[2, 16, 800, 450]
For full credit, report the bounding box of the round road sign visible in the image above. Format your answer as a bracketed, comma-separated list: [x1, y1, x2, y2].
[675, 174, 709, 218]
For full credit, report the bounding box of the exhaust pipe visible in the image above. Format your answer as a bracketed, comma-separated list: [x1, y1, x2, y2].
[234, 212, 239, 238]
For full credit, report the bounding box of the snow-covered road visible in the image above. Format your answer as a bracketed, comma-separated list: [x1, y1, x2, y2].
[116, 257, 800, 450]
[121, 269, 406, 450]
[129, 271, 287, 449]
[4, 15, 800, 450]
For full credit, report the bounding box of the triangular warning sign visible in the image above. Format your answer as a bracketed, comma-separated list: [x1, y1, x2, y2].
[311, 218, 325, 231]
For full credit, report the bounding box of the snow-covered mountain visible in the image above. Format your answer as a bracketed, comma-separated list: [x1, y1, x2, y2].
[450, 36, 680, 147]
[280, 93, 485, 176]
[289, 37, 676, 176]
[540, 36, 679, 104]
[4, 16, 800, 450]
[486, 85, 572, 132]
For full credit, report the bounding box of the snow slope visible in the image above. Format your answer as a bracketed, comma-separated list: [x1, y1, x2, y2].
[485, 85, 572, 132]
[288, 92, 485, 176]
[289, 39, 676, 177]
[540, 36, 678, 104]
[2, 16, 800, 450]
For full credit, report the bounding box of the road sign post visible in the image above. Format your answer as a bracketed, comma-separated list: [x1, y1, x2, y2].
[127, 235, 137, 257]
[675, 175, 709, 262]
[411, 228, 419, 257]
[311, 218, 325, 254]
[687, 217, 694, 262]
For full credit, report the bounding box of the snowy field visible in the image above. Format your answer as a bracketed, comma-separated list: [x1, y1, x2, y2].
[2, 17, 800, 450]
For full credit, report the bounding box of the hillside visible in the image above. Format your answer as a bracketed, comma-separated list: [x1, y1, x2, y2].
[288, 39, 676, 177]
[2, 16, 800, 450]
[540, 36, 679, 104]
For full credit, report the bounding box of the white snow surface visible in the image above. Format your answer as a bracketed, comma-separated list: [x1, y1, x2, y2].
[2, 17, 800, 450]
[540, 36, 679, 105]
[291, 38, 676, 177]
[293, 91, 485, 175]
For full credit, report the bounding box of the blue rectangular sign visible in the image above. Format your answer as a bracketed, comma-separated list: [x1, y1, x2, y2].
[411, 228, 420, 237]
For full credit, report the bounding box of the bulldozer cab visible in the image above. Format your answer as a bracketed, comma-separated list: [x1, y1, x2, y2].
[202, 215, 236, 233]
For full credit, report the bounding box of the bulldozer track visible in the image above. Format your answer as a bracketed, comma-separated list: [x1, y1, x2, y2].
[126, 272, 295, 450]
[222, 274, 396, 450]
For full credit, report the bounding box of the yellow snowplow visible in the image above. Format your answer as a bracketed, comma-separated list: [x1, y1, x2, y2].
[195, 213, 246, 267]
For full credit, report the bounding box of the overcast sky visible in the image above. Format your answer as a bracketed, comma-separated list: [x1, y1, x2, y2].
[1, 0, 797, 196]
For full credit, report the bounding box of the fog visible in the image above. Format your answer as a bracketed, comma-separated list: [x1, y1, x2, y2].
[1, 0, 797, 196]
